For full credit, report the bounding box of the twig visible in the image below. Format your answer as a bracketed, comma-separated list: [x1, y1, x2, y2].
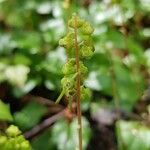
[22, 95, 63, 108]
[24, 110, 65, 139]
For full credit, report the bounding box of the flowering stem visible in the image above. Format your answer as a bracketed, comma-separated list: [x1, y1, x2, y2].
[74, 15, 83, 150]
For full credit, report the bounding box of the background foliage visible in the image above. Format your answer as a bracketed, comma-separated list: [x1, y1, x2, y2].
[0, 0, 150, 150]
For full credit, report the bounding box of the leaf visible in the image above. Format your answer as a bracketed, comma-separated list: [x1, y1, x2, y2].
[12, 79, 39, 97]
[51, 117, 91, 150]
[13, 54, 31, 65]
[127, 37, 145, 65]
[106, 29, 126, 49]
[114, 62, 145, 111]
[13, 31, 43, 53]
[31, 129, 56, 150]
[0, 33, 15, 55]
[0, 100, 13, 121]
[116, 120, 150, 150]
[5, 65, 30, 87]
[14, 102, 47, 131]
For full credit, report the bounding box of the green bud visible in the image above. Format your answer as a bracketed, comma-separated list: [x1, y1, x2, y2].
[56, 14, 94, 105]
[8, 138, 16, 144]
[14, 143, 20, 149]
[61, 75, 75, 91]
[82, 36, 94, 47]
[0, 136, 7, 145]
[4, 142, 14, 150]
[20, 141, 31, 150]
[67, 89, 76, 96]
[59, 32, 74, 49]
[79, 61, 88, 76]
[16, 135, 26, 143]
[68, 15, 84, 28]
[0, 125, 32, 150]
[62, 58, 88, 76]
[6, 125, 21, 137]
[62, 58, 76, 75]
[81, 22, 94, 35]
[80, 45, 94, 59]
[80, 86, 92, 101]
[59, 38, 67, 47]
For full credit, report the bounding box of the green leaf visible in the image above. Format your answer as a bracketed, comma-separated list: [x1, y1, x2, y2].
[106, 29, 126, 49]
[13, 54, 31, 65]
[51, 117, 91, 150]
[14, 102, 47, 131]
[0, 100, 13, 121]
[116, 120, 150, 150]
[12, 79, 39, 97]
[13, 32, 43, 54]
[31, 129, 56, 150]
[114, 62, 144, 111]
[127, 37, 145, 64]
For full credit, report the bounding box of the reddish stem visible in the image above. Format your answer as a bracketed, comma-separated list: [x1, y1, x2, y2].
[74, 15, 83, 150]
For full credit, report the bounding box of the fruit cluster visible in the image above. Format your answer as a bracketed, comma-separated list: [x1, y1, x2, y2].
[56, 14, 94, 104]
[0, 125, 31, 150]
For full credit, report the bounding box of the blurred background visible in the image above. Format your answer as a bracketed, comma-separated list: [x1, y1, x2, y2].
[0, 0, 150, 150]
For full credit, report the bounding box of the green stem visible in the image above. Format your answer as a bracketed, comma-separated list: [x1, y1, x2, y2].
[55, 89, 66, 104]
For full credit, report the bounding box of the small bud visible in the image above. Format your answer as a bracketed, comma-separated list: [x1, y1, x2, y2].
[68, 15, 84, 28]
[81, 22, 94, 35]
[4, 142, 14, 150]
[59, 32, 74, 49]
[14, 143, 20, 149]
[6, 125, 21, 137]
[80, 45, 94, 59]
[0, 136, 7, 145]
[79, 61, 88, 75]
[62, 59, 88, 76]
[20, 141, 31, 150]
[82, 36, 93, 47]
[59, 38, 67, 47]
[62, 58, 76, 75]
[61, 75, 75, 91]
[16, 135, 26, 143]
[81, 86, 92, 101]
[67, 89, 76, 97]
